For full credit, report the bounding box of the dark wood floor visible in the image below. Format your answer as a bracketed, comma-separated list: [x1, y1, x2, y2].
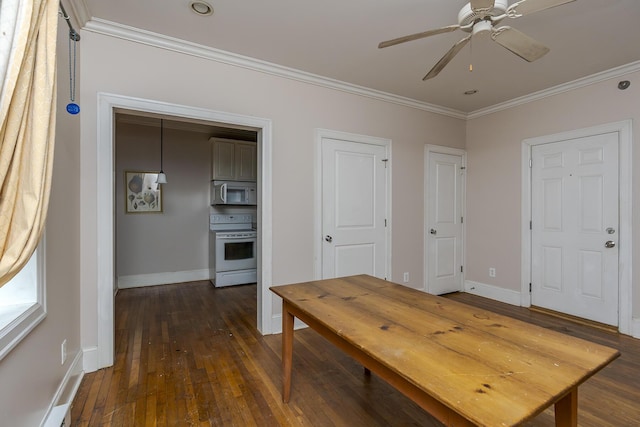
[71, 280, 640, 426]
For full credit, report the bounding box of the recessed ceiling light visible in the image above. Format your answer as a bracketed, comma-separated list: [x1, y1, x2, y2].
[464, 89, 478, 95]
[618, 80, 631, 90]
[190, 1, 214, 16]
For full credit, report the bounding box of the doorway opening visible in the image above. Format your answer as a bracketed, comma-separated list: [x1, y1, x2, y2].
[95, 93, 273, 370]
[114, 112, 258, 289]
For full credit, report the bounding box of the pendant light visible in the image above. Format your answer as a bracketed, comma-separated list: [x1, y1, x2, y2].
[156, 118, 168, 184]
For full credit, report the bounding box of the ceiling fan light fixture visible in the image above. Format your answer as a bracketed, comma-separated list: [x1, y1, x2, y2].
[472, 20, 493, 36]
[190, 1, 214, 16]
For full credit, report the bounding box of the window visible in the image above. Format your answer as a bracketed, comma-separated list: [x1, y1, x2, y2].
[0, 235, 46, 361]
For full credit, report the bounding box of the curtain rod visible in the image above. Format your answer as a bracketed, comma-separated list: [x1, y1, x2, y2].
[59, 3, 80, 41]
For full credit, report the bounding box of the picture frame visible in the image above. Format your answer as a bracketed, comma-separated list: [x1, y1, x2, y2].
[125, 171, 163, 213]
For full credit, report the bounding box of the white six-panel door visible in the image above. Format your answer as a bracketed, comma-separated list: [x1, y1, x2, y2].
[426, 151, 464, 295]
[531, 132, 619, 326]
[321, 138, 388, 280]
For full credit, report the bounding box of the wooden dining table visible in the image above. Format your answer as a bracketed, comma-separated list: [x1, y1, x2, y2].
[270, 274, 620, 426]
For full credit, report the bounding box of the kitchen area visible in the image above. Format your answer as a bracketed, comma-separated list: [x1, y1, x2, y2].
[208, 138, 258, 287]
[115, 114, 258, 290]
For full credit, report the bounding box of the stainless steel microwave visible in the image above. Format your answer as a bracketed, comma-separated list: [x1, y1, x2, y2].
[210, 181, 257, 206]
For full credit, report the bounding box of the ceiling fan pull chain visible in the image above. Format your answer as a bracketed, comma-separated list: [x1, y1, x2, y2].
[469, 36, 473, 72]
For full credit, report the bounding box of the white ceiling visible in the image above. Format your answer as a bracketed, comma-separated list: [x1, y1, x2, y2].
[73, 0, 640, 114]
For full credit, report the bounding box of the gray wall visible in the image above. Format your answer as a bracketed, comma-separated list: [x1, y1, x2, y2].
[115, 122, 211, 279]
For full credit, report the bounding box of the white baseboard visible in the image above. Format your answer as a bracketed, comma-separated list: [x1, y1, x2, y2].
[270, 314, 308, 335]
[83, 345, 98, 373]
[464, 280, 522, 306]
[118, 269, 210, 289]
[40, 350, 84, 427]
[632, 318, 640, 339]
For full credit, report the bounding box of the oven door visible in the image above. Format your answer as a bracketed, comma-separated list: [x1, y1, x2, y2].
[215, 234, 257, 272]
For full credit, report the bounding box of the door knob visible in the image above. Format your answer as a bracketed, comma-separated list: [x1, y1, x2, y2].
[325, 235, 333, 242]
[430, 229, 437, 235]
[605, 240, 616, 248]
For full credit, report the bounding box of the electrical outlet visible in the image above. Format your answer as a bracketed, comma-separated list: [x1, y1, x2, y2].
[489, 268, 496, 278]
[403, 272, 409, 283]
[61, 339, 67, 365]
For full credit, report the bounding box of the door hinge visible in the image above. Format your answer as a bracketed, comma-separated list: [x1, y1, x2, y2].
[530, 220, 532, 230]
[529, 158, 532, 168]
[529, 283, 532, 293]
[460, 266, 463, 273]
[384, 219, 387, 227]
[461, 216, 464, 224]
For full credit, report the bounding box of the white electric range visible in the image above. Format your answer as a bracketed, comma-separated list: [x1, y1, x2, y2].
[209, 214, 257, 287]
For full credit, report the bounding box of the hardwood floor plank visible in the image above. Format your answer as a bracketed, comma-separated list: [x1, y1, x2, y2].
[71, 281, 640, 426]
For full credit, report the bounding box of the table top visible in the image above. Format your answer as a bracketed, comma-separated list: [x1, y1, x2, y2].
[271, 275, 620, 426]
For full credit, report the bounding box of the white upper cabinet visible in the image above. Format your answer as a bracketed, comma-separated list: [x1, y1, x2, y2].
[211, 138, 257, 182]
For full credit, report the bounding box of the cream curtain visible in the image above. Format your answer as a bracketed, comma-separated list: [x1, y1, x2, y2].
[0, 0, 58, 287]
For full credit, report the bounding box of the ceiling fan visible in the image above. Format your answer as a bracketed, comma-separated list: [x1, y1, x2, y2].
[378, 0, 576, 80]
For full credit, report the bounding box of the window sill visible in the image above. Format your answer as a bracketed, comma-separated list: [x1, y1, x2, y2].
[0, 303, 46, 361]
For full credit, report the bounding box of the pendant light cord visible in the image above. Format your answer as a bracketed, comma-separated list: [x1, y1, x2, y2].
[160, 119, 164, 172]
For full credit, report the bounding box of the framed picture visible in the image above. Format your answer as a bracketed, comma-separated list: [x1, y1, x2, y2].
[125, 171, 163, 213]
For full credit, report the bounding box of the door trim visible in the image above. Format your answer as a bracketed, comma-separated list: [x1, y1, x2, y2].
[313, 129, 392, 281]
[521, 120, 632, 334]
[424, 145, 467, 293]
[94, 93, 273, 370]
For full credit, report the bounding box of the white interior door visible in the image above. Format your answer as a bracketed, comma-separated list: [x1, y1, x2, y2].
[531, 132, 619, 326]
[322, 138, 388, 279]
[426, 151, 464, 295]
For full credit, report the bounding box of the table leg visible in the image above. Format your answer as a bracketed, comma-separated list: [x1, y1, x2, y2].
[554, 388, 578, 427]
[282, 301, 294, 403]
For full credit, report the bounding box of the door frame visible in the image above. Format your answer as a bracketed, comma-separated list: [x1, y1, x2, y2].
[521, 120, 632, 334]
[95, 93, 273, 369]
[424, 145, 467, 293]
[313, 129, 392, 280]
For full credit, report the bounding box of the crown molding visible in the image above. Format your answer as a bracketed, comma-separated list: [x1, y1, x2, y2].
[78, 18, 640, 122]
[467, 60, 640, 119]
[82, 18, 467, 120]
[63, 0, 91, 28]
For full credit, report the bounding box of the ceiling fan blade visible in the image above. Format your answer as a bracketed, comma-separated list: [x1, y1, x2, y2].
[470, 0, 496, 11]
[423, 35, 472, 81]
[491, 26, 549, 62]
[378, 25, 460, 49]
[507, 0, 576, 16]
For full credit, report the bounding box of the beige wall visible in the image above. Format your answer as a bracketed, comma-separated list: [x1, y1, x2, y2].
[78, 31, 465, 353]
[115, 122, 211, 278]
[466, 71, 640, 316]
[0, 21, 83, 425]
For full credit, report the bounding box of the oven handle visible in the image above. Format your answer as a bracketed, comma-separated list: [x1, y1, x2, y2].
[216, 236, 257, 240]
[220, 183, 227, 203]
